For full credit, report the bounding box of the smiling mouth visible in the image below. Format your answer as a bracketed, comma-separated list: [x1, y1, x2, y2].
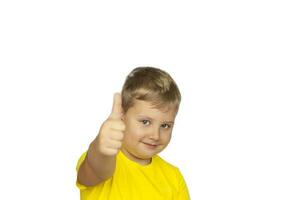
[142, 142, 158, 148]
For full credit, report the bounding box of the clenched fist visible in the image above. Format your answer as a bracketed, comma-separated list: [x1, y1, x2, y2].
[96, 93, 126, 156]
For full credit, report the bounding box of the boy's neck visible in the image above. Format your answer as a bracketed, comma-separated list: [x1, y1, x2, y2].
[120, 148, 152, 166]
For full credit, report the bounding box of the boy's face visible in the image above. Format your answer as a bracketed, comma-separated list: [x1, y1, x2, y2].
[121, 99, 177, 165]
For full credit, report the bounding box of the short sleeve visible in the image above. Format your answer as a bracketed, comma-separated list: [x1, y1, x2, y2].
[176, 168, 191, 200]
[75, 151, 88, 190]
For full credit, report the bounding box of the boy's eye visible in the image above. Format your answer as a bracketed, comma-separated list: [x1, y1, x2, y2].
[141, 120, 151, 126]
[161, 124, 171, 129]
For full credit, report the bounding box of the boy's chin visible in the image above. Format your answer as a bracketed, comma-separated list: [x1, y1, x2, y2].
[137, 147, 164, 159]
[122, 144, 165, 160]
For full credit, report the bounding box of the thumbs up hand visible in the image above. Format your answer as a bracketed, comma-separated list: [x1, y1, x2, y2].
[96, 93, 126, 156]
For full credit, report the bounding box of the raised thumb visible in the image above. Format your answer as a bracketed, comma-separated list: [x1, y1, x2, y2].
[109, 93, 123, 119]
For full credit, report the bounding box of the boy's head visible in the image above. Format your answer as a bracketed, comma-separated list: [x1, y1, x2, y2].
[120, 66, 181, 165]
[121, 66, 181, 114]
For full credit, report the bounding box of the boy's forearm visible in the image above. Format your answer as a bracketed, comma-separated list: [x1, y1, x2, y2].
[78, 138, 116, 186]
[87, 138, 116, 180]
[78, 93, 124, 186]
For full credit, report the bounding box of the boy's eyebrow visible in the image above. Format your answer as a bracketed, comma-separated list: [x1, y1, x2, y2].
[136, 115, 175, 124]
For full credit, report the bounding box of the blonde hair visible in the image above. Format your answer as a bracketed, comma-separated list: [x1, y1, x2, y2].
[121, 66, 181, 113]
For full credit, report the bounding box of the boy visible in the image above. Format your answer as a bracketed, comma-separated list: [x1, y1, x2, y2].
[76, 66, 190, 199]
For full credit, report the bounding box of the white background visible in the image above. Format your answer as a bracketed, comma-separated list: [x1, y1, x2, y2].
[0, 0, 288, 199]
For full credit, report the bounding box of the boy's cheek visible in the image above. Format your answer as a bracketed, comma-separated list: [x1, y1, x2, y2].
[162, 134, 172, 144]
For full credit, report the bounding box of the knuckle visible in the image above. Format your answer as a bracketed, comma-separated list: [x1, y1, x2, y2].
[110, 120, 125, 131]
[118, 132, 124, 140]
[101, 121, 110, 130]
[120, 122, 126, 131]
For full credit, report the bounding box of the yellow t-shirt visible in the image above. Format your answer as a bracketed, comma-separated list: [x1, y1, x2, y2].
[76, 150, 190, 200]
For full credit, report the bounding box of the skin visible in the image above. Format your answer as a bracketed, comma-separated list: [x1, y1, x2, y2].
[121, 99, 178, 165]
[77, 93, 178, 186]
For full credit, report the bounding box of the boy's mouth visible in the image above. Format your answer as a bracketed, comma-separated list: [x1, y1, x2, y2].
[141, 142, 158, 148]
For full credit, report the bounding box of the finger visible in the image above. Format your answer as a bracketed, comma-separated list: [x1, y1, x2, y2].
[106, 140, 122, 149]
[109, 120, 126, 132]
[108, 130, 124, 141]
[102, 148, 118, 156]
[109, 93, 123, 120]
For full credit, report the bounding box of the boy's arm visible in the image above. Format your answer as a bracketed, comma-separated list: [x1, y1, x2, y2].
[77, 93, 125, 186]
[77, 139, 116, 186]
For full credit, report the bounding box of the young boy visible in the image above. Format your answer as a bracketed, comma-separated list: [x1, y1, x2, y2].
[76, 66, 190, 199]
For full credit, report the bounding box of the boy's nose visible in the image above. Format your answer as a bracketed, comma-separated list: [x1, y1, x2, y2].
[149, 128, 160, 140]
